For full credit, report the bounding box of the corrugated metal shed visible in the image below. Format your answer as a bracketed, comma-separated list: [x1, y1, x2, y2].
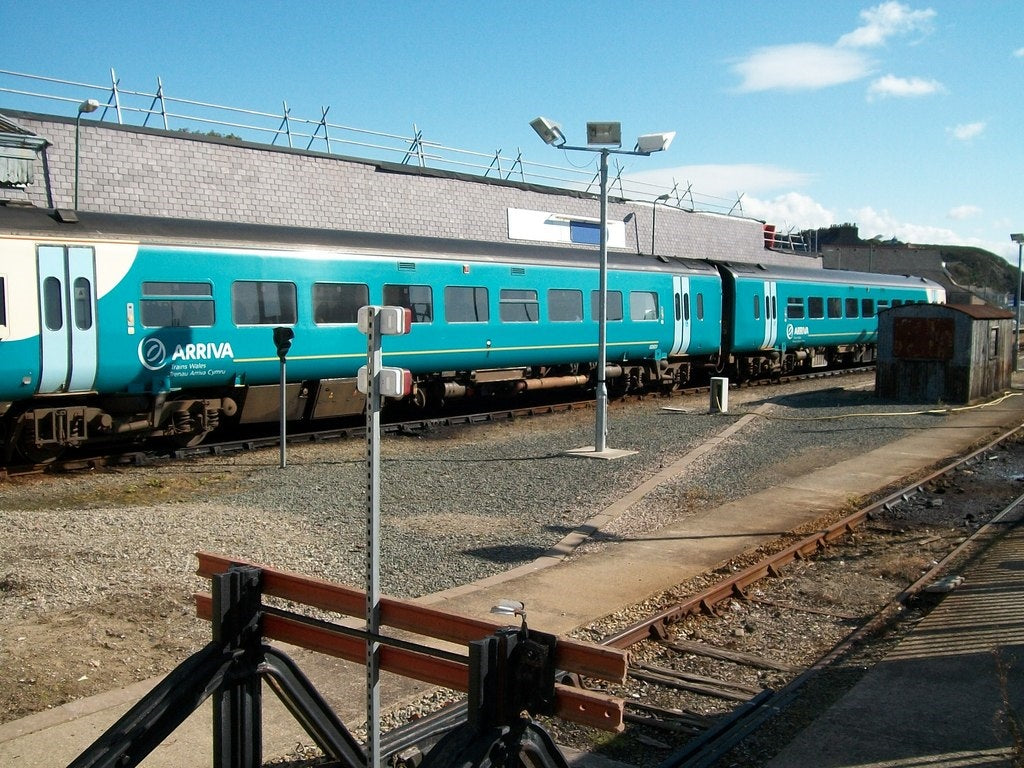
[0, 113, 49, 188]
[876, 303, 1014, 404]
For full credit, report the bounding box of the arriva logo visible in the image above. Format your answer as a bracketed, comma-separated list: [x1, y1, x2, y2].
[138, 337, 235, 371]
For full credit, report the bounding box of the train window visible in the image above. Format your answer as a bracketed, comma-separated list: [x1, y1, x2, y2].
[590, 291, 623, 321]
[753, 294, 760, 320]
[845, 298, 859, 318]
[313, 282, 367, 324]
[141, 282, 215, 328]
[500, 289, 539, 322]
[630, 291, 659, 321]
[548, 289, 583, 322]
[877, 300, 890, 312]
[232, 281, 296, 326]
[785, 297, 805, 320]
[827, 297, 842, 318]
[682, 293, 690, 322]
[0, 276, 6, 328]
[384, 284, 433, 323]
[861, 298, 875, 317]
[808, 297, 824, 319]
[445, 286, 489, 322]
[73, 277, 93, 330]
[892, 299, 903, 307]
[696, 293, 704, 321]
[43, 276, 63, 331]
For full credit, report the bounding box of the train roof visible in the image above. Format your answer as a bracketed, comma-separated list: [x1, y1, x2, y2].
[0, 204, 720, 277]
[717, 260, 944, 290]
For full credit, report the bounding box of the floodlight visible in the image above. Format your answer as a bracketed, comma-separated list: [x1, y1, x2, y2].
[530, 116, 564, 146]
[635, 131, 676, 154]
[78, 99, 99, 115]
[586, 121, 621, 146]
[1011, 233, 1024, 243]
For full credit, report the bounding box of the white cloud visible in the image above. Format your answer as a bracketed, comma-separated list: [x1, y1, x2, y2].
[1014, 47, 1024, 58]
[742, 192, 836, 231]
[732, 43, 871, 92]
[837, 2, 936, 48]
[948, 205, 982, 220]
[625, 163, 814, 201]
[950, 121, 986, 140]
[867, 74, 944, 98]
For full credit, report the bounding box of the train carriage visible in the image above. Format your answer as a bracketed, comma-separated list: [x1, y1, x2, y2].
[0, 206, 723, 459]
[719, 262, 946, 378]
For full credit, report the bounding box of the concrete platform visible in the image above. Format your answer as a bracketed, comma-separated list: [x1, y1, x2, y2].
[768, 508, 1024, 768]
[4, 388, 1024, 767]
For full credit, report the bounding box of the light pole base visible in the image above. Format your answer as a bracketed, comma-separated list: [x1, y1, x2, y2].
[564, 446, 638, 461]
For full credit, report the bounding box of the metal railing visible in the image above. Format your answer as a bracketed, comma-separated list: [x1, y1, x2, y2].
[0, 68, 752, 216]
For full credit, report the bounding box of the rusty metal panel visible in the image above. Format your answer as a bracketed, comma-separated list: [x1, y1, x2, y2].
[893, 317, 954, 360]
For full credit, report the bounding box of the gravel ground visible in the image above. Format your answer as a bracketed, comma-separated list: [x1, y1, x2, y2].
[0, 372, 994, 727]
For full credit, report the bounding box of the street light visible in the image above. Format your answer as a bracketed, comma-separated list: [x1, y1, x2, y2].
[74, 98, 99, 210]
[531, 117, 675, 458]
[1012, 233, 1024, 372]
[652, 192, 671, 255]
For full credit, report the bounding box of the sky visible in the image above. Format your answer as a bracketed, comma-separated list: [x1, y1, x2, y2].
[2, 1, 1023, 264]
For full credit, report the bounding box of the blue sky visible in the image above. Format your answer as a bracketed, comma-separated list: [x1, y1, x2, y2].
[3, 1, 1023, 263]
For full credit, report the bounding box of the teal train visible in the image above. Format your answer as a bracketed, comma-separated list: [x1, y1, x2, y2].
[0, 206, 944, 460]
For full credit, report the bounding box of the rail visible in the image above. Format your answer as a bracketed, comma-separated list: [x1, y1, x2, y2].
[0, 67, 751, 215]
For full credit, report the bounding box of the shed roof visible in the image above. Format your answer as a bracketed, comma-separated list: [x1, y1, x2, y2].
[943, 303, 1014, 320]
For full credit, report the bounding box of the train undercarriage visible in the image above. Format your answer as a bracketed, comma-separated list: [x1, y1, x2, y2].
[0, 343, 877, 462]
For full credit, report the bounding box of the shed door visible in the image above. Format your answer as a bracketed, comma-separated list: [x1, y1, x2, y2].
[37, 245, 99, 393]
[761, 280, 778, 349]
[671, 275, 691, 355]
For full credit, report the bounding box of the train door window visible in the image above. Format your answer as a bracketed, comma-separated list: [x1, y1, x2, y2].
[445, 286, 489, 322]
[548, 289, 583, 322]
[42, 276, 63, 330]
[682, 293, 690, 322]
[73, 277, 93, 330]
[696, 293, 704, 321]
[771, 296, 777, 320]
[590, 290, 623, 321]
[753, 294, 760, 320]
[384, 284, 433, 323]
[861, 298, 875, 317]
[313, 282, 367, 324]
[827, 297, 842, 318]
[231, 281, 296, 326]
[143, 281, 215, 327]
[807, 297, 824, 319]
[785, 297, 805, 320]
[500, 289, 539, 322]
[674, 293, 681, 321]
[630, 291, 659, 321]
[0, 276, 7, 329]
[845, 298, 859, 318]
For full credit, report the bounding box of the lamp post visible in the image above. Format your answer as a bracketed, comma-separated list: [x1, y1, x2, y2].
[74, 98, 99, 210]
[531, 117, 674, 457]
[1012, 233, 1024, 372]
[652, 192, 671, 255]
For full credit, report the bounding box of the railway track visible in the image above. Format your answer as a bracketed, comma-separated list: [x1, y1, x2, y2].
[554, 422, 1024, 767]
[0, 365, 873, 479]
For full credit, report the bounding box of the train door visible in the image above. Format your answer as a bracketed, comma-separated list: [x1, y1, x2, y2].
[670, 275, 691, 355]
[761, 280, 778, 349]
[36, 245, 99, 393]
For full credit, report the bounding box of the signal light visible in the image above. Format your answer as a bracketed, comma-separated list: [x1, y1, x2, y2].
[357, 366, 413, 398]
